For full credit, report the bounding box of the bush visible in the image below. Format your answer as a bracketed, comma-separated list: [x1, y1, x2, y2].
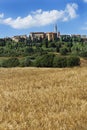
[48, 42, 56, 48]
[67, 56, 80, 67]
[79, 51, 87, 57]
[35, 54, 55, 67]
[2, 57, 20, 67]
[53, 56, 67, 68]
[60, 47, 68, 55]
[35, 55, 80, 68]
[24, 47, 34, 54]
[20, 57, 32, 67]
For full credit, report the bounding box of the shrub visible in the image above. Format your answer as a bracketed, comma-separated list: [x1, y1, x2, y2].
[60, 47, 68, 55]
[48, 42, 56, 48]
[24, 47, 34, 54]
[35, 54, 55, 67]
[67, 56, 80, 67]
[24, 57, 32, 67]
[20, 57, 32, 67]
[79, 51, 87, 57]
[2, 57, 20, 67]
[53, 56, 67, 68]
[35, 55, 80, 68]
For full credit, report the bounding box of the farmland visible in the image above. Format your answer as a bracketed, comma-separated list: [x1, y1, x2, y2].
[0, 66, 87, 130]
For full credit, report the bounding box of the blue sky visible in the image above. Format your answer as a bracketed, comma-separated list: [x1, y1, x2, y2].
[0, 0, 87, 37]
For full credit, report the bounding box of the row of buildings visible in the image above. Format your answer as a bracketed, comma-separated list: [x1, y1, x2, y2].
[11, 33, 87, 43]
[1, 25, 87, 42]
[11, 24, 59, 42]
[11, 33, 60, 43]
[29, 32, 60, 41]
[11, 32, 59, 43]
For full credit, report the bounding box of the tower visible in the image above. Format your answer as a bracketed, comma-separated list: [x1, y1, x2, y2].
[54, 24, 57, 33]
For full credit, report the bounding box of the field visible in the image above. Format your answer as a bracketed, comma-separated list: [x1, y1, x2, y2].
[0, 66, 87, 130]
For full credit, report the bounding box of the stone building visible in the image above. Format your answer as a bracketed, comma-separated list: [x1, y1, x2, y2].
[12, 35, 27, 42]
[46, 32, 57, 41]
[30, 32, 58, 41]
[30, 32, 45, 41]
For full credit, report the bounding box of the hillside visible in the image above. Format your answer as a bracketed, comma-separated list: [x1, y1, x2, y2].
[0, 67, 87, 130]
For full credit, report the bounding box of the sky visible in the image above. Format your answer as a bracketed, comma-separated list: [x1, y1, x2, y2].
[0, 0, 87, 37]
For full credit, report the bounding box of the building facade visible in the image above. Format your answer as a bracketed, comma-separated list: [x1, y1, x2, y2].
[30, 32, 45, 41]
[46, 32, 57, 41]
[30, 32, 57, 41]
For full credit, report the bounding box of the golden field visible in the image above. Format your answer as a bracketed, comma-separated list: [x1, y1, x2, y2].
[0, 66, 87, 130]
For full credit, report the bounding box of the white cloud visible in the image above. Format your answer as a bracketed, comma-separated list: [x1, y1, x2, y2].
[0, 13, 4, 18]
[0, 3, 78, 29]
[83, 0, 87, 3]
[65, 3, 78, 19]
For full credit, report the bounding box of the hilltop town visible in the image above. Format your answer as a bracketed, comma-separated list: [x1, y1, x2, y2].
[1, 32, 87, 44]
[1, 25, 87, 43]
[10, 32, 87, 43]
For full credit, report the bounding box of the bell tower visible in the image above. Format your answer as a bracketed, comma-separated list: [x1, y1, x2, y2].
[54, 24, 57, 33]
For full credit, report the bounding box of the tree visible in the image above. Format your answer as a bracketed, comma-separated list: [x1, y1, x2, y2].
[48, 42, 56, 48]
[56, 46, 60, 52]
[0, 48, 4, 56]
[42, 38, 48, 48]
[0, 39, 5, 46]
[19, 38, 26, 43]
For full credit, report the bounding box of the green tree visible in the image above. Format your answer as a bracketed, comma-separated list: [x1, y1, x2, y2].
[0, 39, 5, 46]
[48, 42, 56, 48]
[42, 38, 48, 48]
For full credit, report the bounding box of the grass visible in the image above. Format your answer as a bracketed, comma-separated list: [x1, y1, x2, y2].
[0, 67, 87, 130]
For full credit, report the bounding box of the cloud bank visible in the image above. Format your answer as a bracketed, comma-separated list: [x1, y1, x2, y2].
[0, 3, 78, 29]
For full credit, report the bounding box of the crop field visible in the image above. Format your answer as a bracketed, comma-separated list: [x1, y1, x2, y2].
[0, 67, 87, 130]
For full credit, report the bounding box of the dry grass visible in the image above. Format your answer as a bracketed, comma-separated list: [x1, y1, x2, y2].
[0, 67, 87, 130]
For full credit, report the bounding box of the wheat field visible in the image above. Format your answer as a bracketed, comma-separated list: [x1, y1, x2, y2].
[0, 67, 87, 130]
